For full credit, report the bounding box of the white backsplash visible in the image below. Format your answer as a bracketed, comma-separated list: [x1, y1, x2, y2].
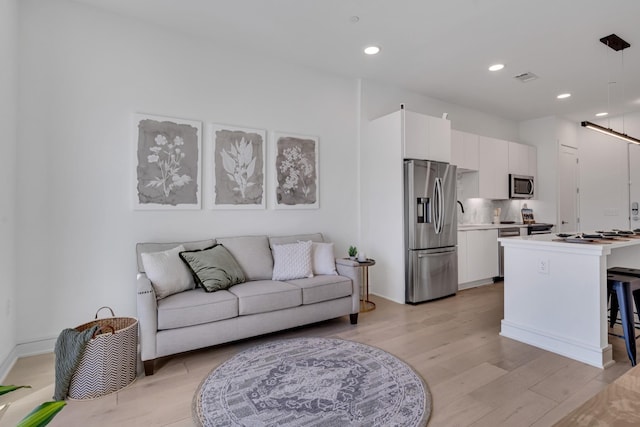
[457, 198, 530, 225]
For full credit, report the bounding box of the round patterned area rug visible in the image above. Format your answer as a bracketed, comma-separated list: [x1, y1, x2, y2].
[193, 337, 431, 426]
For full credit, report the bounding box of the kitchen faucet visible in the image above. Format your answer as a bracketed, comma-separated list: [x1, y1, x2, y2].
[457, 200, 465, 214]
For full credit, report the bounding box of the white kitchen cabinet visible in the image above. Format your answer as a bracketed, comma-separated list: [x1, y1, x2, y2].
[451, 130, 479, 171]
[460, 138, 533, 200]
[460, 136, 509, 200]
[479, 137, 509, 199]
[457, 229, 498, 289]
[402, 109, 451, 162]
[527, 145, 537, 178]
[508, 141, 537, 177]
[457, 231, 468, 284]
[459, 136, 509, 199]
[466, 229, 499, 282]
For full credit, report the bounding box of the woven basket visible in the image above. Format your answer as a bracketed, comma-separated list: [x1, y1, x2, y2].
[68, 307, 138, 399]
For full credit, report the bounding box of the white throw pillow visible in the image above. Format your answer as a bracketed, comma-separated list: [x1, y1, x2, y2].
[311, 242, 337, 275]
[141, 245, 195, 299]
[272, 240, 314, 281]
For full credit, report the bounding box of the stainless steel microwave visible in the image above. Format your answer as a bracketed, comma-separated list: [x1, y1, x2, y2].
[509, 174, 534, 199]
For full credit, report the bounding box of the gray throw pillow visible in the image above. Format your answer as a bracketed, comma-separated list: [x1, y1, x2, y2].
[179, 245, 245, 292]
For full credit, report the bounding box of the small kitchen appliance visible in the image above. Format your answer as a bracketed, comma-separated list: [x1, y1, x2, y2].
[509, 174, 534, 199]
[521, 207, 553, 235]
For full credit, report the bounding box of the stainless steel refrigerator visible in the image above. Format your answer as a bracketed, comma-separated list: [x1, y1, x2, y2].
[404, 159, 458, 303]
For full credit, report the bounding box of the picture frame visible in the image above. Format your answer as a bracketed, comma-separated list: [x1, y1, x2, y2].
[209, 124, 266, 209]
[134, 114, 202, 210]
[272, 132, 319, 209]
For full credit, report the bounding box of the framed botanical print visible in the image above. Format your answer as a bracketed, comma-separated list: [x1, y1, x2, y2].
[134, 114, 202, 209]
[272, 132, 319, 209]
[210, 124, 266, 209]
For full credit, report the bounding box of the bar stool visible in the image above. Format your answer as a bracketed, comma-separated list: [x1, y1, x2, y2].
[608, 267, 640, 328]
[606, 273, 640, 366]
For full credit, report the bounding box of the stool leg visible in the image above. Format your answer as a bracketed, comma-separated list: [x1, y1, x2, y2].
[633, 290, 640, 325]
[616, 283, 637, 366]
[610, 291, 620, 328]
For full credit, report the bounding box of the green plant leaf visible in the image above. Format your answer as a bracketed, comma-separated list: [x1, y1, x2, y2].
[0, 385, 31, 395]
[17, 401, 66, 427]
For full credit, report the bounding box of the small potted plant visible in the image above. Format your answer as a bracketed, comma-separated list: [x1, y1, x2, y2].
[348, 246, 358, 260]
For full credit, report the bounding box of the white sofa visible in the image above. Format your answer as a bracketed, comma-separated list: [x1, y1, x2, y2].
[136, 233, 362, 375]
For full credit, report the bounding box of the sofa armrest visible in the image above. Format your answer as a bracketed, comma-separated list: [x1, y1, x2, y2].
[137, 273, 158, 361]
[335, 259, 361, 314]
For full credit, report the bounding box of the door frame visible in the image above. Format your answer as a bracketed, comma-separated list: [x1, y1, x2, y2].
[557, 144, 580, 233]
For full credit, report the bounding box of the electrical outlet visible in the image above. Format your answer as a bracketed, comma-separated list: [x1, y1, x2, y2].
[538, 258, 550, 274]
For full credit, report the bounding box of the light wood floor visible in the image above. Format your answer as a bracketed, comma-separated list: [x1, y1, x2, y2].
[0, 282, 635, 426]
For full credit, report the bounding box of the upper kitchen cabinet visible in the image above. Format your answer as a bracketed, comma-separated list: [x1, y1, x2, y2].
[508, 141, 537, 177]
[458, 136, 508, 199]
[478, 136, 509, 199]
[451, 130, 479, 171]
[402, 109, 451, 162]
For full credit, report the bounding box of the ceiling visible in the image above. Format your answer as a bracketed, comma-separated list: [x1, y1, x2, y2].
[72, 0, 640, 123]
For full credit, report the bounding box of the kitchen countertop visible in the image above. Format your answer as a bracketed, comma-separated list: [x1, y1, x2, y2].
[498, 232, 640, 251]
[458, 223, 529, 231]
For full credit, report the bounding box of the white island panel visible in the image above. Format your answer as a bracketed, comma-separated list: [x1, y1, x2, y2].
[498, 234, 640, 368]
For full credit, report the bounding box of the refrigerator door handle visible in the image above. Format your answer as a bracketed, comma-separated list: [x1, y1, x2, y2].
[439, 177, 444, 233]
[417, 247, 456, 258]
[417, 251, 451, 259]
[434, 177, 443, 234]
[432, 180, 438, 233]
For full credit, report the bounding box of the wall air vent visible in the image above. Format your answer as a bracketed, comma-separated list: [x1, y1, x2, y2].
[513, 72, 538, 83]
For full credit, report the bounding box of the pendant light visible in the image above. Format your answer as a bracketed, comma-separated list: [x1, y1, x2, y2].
[581, 34, 640, 144]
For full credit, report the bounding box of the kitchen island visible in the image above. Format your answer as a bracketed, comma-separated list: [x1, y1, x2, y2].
[499, 233, 640, 368]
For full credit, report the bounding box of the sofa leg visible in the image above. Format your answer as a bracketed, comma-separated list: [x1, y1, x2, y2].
[144, 360, 155, 376]
[350, 313, 358, 325]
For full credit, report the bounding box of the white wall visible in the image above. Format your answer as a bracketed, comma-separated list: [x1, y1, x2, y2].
[578, 126, 630, 231]
[596, 112, 640, 141]
[519, 116, 564, 224]
[16, 0, 359, 346]
[361, 79, 519, 140]
[0, 0, 18, 378]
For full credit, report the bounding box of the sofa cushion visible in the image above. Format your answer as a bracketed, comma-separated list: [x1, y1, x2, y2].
[268, 233, 324, 246]
[140, 245, 195, 299]
[216, 236, 273, 281]
[179, 245, 245, 292]
[271, 240, 313, 281]
[157, 288, 238, 330]
[228, 280, 302, 315]
[286, 275, 352, 305]
[311, 242, 337, 275]
[136, 239, 215, 273]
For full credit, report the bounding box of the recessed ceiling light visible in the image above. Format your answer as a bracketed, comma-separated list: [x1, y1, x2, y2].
[350, 16, 360, 23]
[557, 93, 571, 99]
[364, 46, 380, 55]
[488, 64, 504, 71]
[595, 112, 608, 117]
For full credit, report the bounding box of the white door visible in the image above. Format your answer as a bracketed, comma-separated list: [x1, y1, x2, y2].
[629, 145, 640, 229]
[558, 145, 579, 233]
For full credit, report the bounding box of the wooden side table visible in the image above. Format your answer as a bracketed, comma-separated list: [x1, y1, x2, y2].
[352, 258, 376, 312]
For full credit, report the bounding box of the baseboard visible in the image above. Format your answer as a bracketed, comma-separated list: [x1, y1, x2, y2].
[15, 337, 57, 358]
[368, 292, 403, 305]
[0, 346, 18, 383]
[0, 337, 56, 382]
[500, 320, 614, 369]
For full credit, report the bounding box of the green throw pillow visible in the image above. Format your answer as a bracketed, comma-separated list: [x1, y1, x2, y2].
[179, 245, 245, 292]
